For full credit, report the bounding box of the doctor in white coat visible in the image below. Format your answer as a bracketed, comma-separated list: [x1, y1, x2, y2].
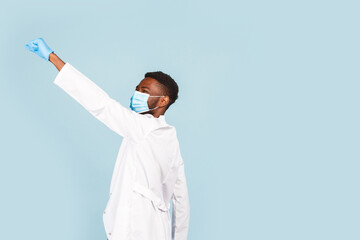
[25, 38, 190, 240]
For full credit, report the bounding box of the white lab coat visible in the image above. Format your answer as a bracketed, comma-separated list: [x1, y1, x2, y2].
[53, 63, 190, 240]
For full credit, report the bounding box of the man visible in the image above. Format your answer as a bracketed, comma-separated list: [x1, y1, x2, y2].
[25, 38, 190, 240]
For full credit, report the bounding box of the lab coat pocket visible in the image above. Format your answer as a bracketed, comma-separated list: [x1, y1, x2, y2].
[132, 183, 171, 240]
[130, 191, 160, 239]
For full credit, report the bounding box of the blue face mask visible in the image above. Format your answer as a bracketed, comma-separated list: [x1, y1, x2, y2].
[130, 90, 165, 113]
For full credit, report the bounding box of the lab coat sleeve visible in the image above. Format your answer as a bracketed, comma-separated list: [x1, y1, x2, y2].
[171, 160, 190, 240]
[53, 62, 145, 142]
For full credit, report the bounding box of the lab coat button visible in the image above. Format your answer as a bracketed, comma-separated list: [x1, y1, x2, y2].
[108, 233, 111, 235]
[104, 211, 106, 214]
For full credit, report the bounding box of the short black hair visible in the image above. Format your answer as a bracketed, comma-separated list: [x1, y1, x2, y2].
[145, 71, 179, 111]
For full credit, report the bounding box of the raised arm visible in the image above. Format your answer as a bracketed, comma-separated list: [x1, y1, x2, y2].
[25, 38, 148, 142]
[52, 60, 148, 142]
[49, 52, 65, 71]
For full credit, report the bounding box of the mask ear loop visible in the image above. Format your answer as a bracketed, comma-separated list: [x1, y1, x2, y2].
[137, 106, 160, 114]
[149, 106, 161, 111]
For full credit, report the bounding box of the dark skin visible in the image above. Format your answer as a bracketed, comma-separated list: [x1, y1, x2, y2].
[49, 52, 170, 118]
[135, 78, 170, 117]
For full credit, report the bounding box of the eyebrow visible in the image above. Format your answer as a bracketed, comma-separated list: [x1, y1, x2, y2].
[136, 86, 150, 90]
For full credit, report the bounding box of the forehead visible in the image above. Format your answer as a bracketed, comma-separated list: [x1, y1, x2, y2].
[137, 77, 160, 89]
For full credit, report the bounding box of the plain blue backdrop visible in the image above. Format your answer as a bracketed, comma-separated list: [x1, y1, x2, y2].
[1, 0, 359, 239]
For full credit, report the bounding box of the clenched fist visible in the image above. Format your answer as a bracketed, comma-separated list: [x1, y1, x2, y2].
[25, 37, 54, 61]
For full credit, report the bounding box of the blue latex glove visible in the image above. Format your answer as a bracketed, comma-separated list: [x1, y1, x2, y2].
[25, 37, 54, 61]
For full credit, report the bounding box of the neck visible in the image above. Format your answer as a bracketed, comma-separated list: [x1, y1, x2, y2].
[152, 112, 164, 118]
[141, 109, 165, 118]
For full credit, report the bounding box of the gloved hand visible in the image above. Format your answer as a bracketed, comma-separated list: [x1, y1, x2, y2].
[25, 37, 54, 61]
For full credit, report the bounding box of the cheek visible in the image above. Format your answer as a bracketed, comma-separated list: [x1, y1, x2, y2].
[148, 98, 157, 107]
[147, 98, 152, 106]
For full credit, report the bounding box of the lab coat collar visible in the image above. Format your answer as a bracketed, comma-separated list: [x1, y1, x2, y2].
[144, 113, 166, 123]
[158, 114, 166, 122]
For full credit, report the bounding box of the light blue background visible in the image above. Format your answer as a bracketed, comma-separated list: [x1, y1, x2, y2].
[1, 0, 359, 239]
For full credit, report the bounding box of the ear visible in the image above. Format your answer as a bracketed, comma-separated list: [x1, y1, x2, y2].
[161, 96, 170, 107]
